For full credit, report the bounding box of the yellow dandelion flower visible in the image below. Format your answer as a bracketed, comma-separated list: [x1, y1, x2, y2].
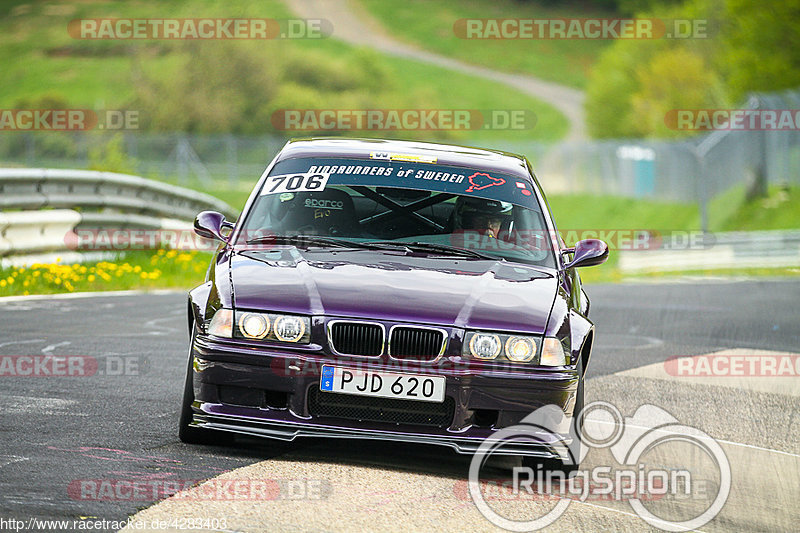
[87, 275, 96, 282]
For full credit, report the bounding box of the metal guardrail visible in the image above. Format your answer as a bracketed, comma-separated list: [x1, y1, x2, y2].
[0, 168, 237, 259]
[0, 168, 237, 220]
[618, 230, 800, 272]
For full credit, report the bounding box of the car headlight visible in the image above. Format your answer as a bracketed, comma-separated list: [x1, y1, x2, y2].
[540, 337, 567, 366]
[207, 308, 233, 338]
[505, 336, 536, 362]
[274, 315, 306, 342]
[464, 331, 538, 363]
[238, 313, 270, 339]
[234, 311, 310, 344]
[469, 333, 502, 360]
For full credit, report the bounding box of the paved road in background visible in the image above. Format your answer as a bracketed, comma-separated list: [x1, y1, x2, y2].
[0, 280, 797, 530]
[288, 0, 587, 141]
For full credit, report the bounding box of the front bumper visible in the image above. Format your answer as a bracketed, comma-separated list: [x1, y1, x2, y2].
[189, 334, 580, 457]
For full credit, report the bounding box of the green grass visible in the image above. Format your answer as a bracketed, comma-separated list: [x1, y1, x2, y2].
[549, 186, 800, 284]
[712, 186, 800, 231]
[548, 186, 800, 235]
[358, 0, 615, 89]
[0, 250, 212, 297]
[0, 0, 568, 141]
[547, 194, 700, 232]
[581, 266, 800, 284]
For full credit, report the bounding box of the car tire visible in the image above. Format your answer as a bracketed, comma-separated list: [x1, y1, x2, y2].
[178, 328, 234, 446]
[522, 356, 584, 475]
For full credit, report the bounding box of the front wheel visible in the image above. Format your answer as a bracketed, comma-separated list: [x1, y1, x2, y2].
[522, 356, 584, 474]
[178, 329, 233, 445]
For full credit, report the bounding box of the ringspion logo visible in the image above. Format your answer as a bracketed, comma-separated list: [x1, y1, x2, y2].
[469, 402, 731, 531]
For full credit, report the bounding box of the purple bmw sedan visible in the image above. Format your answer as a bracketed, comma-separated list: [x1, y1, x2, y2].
[181, 137, 608, 470]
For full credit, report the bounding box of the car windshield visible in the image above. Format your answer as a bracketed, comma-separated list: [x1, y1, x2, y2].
[237, 157, 555, 267]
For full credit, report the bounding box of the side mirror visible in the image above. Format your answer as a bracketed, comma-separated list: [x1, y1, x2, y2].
[564, 239, 608, 269]
[194, 211, 229, 243]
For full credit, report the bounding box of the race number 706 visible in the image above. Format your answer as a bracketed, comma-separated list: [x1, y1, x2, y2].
[262, 173, 330, 194]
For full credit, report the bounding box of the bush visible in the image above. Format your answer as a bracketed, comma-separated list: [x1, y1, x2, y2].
[88, 134, 138, 174]
[631, 47, 723, 138]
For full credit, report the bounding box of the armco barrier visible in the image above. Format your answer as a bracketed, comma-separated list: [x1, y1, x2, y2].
[0, 169, 237, 258]
[618, 230, 800, 272]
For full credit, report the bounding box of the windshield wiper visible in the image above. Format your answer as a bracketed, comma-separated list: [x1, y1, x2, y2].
[245, 235, 407, 251]
[245, 235, 496, 259]
[372, 241, 500, 260]
[246, 235, 357, 248]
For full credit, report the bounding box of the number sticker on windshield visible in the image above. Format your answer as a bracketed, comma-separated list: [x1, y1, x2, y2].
[261, 173, 330, 195]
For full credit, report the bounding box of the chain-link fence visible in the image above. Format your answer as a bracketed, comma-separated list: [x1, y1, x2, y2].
[497, 87, 800, 230]
[1, 88, 797, 230]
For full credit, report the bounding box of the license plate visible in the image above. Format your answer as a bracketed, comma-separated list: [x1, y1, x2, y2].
[320, 365, 445, 403]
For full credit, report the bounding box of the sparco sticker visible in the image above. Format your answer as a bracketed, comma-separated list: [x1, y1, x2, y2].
[261, 173, 330, 195]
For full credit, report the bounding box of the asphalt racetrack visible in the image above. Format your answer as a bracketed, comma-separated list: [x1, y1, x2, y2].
[1, 280, 798, 532]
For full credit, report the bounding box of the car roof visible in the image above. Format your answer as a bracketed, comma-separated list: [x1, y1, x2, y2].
[275, 137, 535, 182]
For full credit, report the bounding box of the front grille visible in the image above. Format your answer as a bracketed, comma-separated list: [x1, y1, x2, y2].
[329, 321, 383, 356]
[389, 327, 446, 361]
[308, 388, 455, 428]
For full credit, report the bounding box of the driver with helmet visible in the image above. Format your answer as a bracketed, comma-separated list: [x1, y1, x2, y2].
[453, 197, 513, 238]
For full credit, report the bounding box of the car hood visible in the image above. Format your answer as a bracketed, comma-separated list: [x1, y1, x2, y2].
[230, 248, 557, 334]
